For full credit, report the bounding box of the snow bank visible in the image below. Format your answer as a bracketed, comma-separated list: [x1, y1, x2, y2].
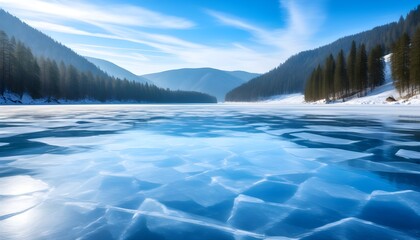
[260, 93, 305, 104]
[0, 91, 141, 105]
[227, 87, 419, 106]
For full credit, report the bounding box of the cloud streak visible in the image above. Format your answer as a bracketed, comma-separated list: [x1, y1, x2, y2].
[206, 0, 326, 57]
[0, 0, 195, 29]
[0, 0, 326, 75]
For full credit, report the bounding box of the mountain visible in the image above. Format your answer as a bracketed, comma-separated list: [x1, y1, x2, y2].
[86, 57, 150, 84]
[0, 9, 105, 77]
[0, 10, 217, 104]
[86, 56, 259, 101]
[142, 68, 259, 101]
[226, 5, 420, 102]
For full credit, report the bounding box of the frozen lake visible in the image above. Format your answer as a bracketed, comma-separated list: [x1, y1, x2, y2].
[0, 104, 419, 240]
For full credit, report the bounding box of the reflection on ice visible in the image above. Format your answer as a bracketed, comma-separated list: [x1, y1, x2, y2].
[0, 176, 48, 196]
[0, 104, 419, 239]
[0, 195, 42, 219]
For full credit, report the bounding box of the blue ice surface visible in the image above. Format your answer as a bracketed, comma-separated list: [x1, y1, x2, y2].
[0, 104, 419, 240]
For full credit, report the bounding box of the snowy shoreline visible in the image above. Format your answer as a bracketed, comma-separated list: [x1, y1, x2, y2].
[0, 93, 143, 105]
[226, 54, 420, 106]
[225, 94, 420, 105]
[247, 87, 420, 106]
[0, 92, 210, 105]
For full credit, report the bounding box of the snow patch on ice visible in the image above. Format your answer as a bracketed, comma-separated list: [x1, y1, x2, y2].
[396, 149, 420, 159]
[291, 132, 358, 145]
[284, 147, 372, 162]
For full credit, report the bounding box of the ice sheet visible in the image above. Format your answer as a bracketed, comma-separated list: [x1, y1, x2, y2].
[0, 104, 418, 240]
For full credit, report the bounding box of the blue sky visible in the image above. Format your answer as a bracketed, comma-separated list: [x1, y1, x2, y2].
[0, 0, 419, 75]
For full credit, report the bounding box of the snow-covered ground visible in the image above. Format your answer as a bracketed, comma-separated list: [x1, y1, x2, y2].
[231, 87, 419, 105]
[260, 93, 305, 104]
[339, 82, 420, 105]
[0, 91, 141, 105]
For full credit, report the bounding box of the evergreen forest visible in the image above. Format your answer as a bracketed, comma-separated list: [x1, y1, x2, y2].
[0, 31, 217, 103]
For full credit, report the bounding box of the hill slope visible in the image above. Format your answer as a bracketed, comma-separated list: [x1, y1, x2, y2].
[0, 9, 105, 76]
[86, 57, 150, 84]
[143, 68, 259, 101]
[226, 5, 420, 102]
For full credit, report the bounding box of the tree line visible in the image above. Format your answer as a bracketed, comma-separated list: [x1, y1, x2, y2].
[304, 27, 420, 102]
[304, 41, 385, 102]
[391, 31, 420, 95]
[0, 31, 216, 103]
[226, 5, 420, 102]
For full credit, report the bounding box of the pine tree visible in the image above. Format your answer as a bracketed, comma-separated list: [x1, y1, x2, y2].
[14, 41, 27, 97]
[304, 70, 315, 102]
[368, 45, 385, 90]
[38, 57, 48, 96]
[49, 61, 60, 99]
[28, 53, 41, 98]
[409, 28, 420, 93]
[391, 33, 411, 93]
[7, 37, 16, 94]
[347, 41, 357, 93]
[355, 44, 368, 96]
[323, 55, 335, 100]
[334, 50, 347, 99]
[317, 65, 323, 100]
[0, 31, 7, 95]
[66, 65, 80, 100]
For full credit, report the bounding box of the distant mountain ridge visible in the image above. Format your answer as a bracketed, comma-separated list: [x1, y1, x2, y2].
[85, 56, 258, 101]
[142, 68, 260, 101]
[86, 57, 150, 84]
[226, 5, 420, 102]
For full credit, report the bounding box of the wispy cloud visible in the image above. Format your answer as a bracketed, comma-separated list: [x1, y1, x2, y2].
[68, 23, 277, 74]
[70, 45, 150, 62]
[25, 20, 104, 37]
[0, 0, 195, 29]
[206, 0, 326, 57]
